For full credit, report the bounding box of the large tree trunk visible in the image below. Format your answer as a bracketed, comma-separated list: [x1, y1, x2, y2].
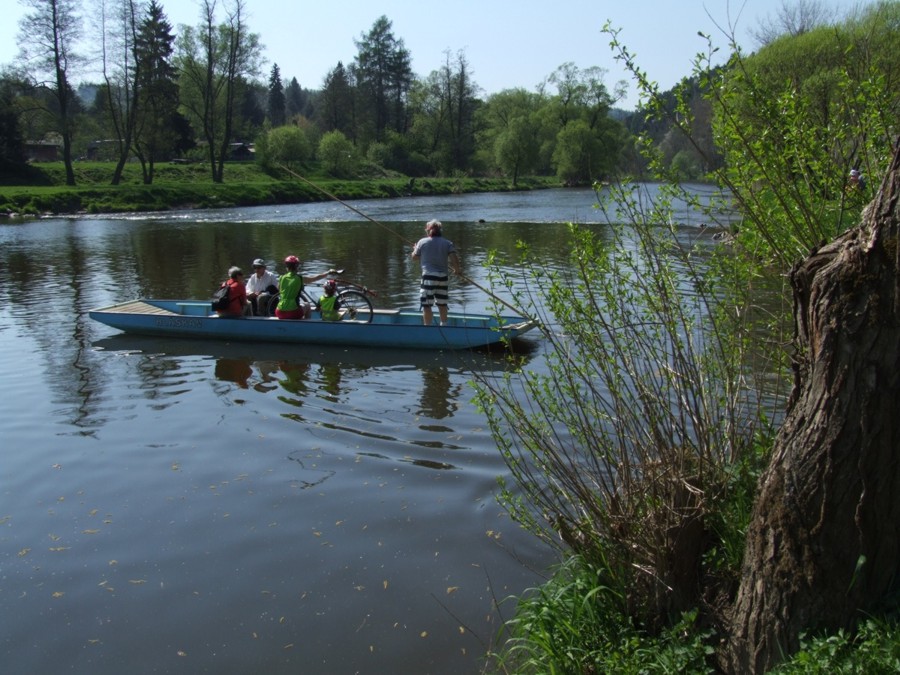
[727, 141, 900, 673]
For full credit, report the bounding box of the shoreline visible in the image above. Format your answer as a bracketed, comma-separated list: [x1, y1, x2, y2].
[0, 173, 563, 218]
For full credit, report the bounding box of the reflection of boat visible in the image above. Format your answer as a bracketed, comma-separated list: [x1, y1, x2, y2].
[91, 333, 536, 372]
[89, 300, 537, 350]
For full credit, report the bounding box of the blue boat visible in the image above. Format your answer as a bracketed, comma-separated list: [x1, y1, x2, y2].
[88, 299, 537, 350]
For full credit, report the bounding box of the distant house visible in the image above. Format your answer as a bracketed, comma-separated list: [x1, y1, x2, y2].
[229, 143, 254, 161]
[24, 141, 60, 162]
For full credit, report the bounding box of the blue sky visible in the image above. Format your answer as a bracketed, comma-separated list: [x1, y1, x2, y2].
[0, 0, 861, 110]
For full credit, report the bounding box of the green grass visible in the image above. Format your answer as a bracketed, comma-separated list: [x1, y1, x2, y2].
[489, 555, 716, 674]
[0, 161, 561, 215]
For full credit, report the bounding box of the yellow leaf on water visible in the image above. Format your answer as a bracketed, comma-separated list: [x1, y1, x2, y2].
[446, 586, 459, 595]
[82, 529, 100, 535]
[177, 650, 187, 657]
[129, 579, 147, 585]
[49, 547, 70, 552]
[283, 643, 294, 650]
[109, 560, 118, 565]
[459, 626, 466, 634]
[17, 548, 30, 557]
[89, 509, 98, 516]
[88, 639, 100, 645]
[420, 631, 428, 638]
[52, 591, 64, 598]
[49, 534, 61, 541]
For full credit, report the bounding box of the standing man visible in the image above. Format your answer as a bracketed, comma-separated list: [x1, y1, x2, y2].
[246, 258, 279, 316]
[411, 219, 461, 326]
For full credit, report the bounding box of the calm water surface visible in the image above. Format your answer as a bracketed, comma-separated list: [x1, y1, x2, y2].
[0, 187, 722, 674]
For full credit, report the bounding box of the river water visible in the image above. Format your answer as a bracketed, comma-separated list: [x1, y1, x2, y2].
[0, 185, 725, 674]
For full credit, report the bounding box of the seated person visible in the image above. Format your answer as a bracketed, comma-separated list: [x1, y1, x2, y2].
[316, 279, 343, 320]
[216, 266, 249, 317]
[246, 258, 279, 316]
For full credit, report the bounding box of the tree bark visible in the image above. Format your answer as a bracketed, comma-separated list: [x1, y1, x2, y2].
[727, 140, 900, 673]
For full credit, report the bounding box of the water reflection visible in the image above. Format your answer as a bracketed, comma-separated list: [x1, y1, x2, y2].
[214, 358, 252, 388]
[418, 366, 459, 419]
[2, 189, 770, 675]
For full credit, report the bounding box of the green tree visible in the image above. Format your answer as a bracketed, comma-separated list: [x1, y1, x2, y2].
[503, 10, 900, 672]
[353, 15, 412, 143]
[318, 129, 356, 177]
[256, 124, 310, 171]
[410, 49, 480, 175]
[0, 75, 27, 171]
[284, 76, 308, 118]
[551, 119, 603, 184]
[266, 63, 285, 126]
[17, 0, 83, 185]
[316, 62, 355, 137]
[176, 0, 262, 183]
[133, 0, 182, 183]
[712, 1, 900, 265]
[97, 0, 143, 185]
[477, 89, 542, 184]
[542, 62, 624, 183]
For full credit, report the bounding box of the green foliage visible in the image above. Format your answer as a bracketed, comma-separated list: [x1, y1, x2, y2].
[491, 555, 715, 674]
[174, 4, 263, 182]
[353, 15, 413, 145]
[476, 179, 783, 629]
[0, 161, 556, 214]
[551, 118, 621, 184]
[709, 2, 900, 266]
[484, 7, 900, 671]
[772, 619, 900, 673]
[266, 63, 286, 127]
[256, 124, 311, 170]
[318, 130, 357, 177]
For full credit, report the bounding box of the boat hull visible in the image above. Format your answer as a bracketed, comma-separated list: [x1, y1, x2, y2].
[88, 300, 537, 350]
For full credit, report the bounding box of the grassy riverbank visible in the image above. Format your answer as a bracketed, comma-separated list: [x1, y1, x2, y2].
[0, 162, 561, 216]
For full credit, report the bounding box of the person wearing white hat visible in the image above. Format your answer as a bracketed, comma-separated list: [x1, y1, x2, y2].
[246, 258, 279, 316]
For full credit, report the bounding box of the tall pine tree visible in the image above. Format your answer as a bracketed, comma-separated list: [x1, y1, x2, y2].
[267, 63, 286, 126]
[134, 0, 180, 182]
[353, 15, 412, 143]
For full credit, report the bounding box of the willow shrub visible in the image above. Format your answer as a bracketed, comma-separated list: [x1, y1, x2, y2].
[474, 180, 782, 629]
[480, 7, 899, 668]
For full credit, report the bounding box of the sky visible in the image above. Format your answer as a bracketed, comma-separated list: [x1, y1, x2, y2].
[0, 0, 859, 111]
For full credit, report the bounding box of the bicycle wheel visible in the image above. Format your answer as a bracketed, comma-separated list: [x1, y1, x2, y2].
[338, 290, 373, 323]
[266, 294, 280, 316]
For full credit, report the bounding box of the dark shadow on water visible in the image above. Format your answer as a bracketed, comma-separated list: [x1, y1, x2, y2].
[92, 334, 535, 372]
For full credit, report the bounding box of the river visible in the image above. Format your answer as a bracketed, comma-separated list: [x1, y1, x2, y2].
[0, 185, 726, 674]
